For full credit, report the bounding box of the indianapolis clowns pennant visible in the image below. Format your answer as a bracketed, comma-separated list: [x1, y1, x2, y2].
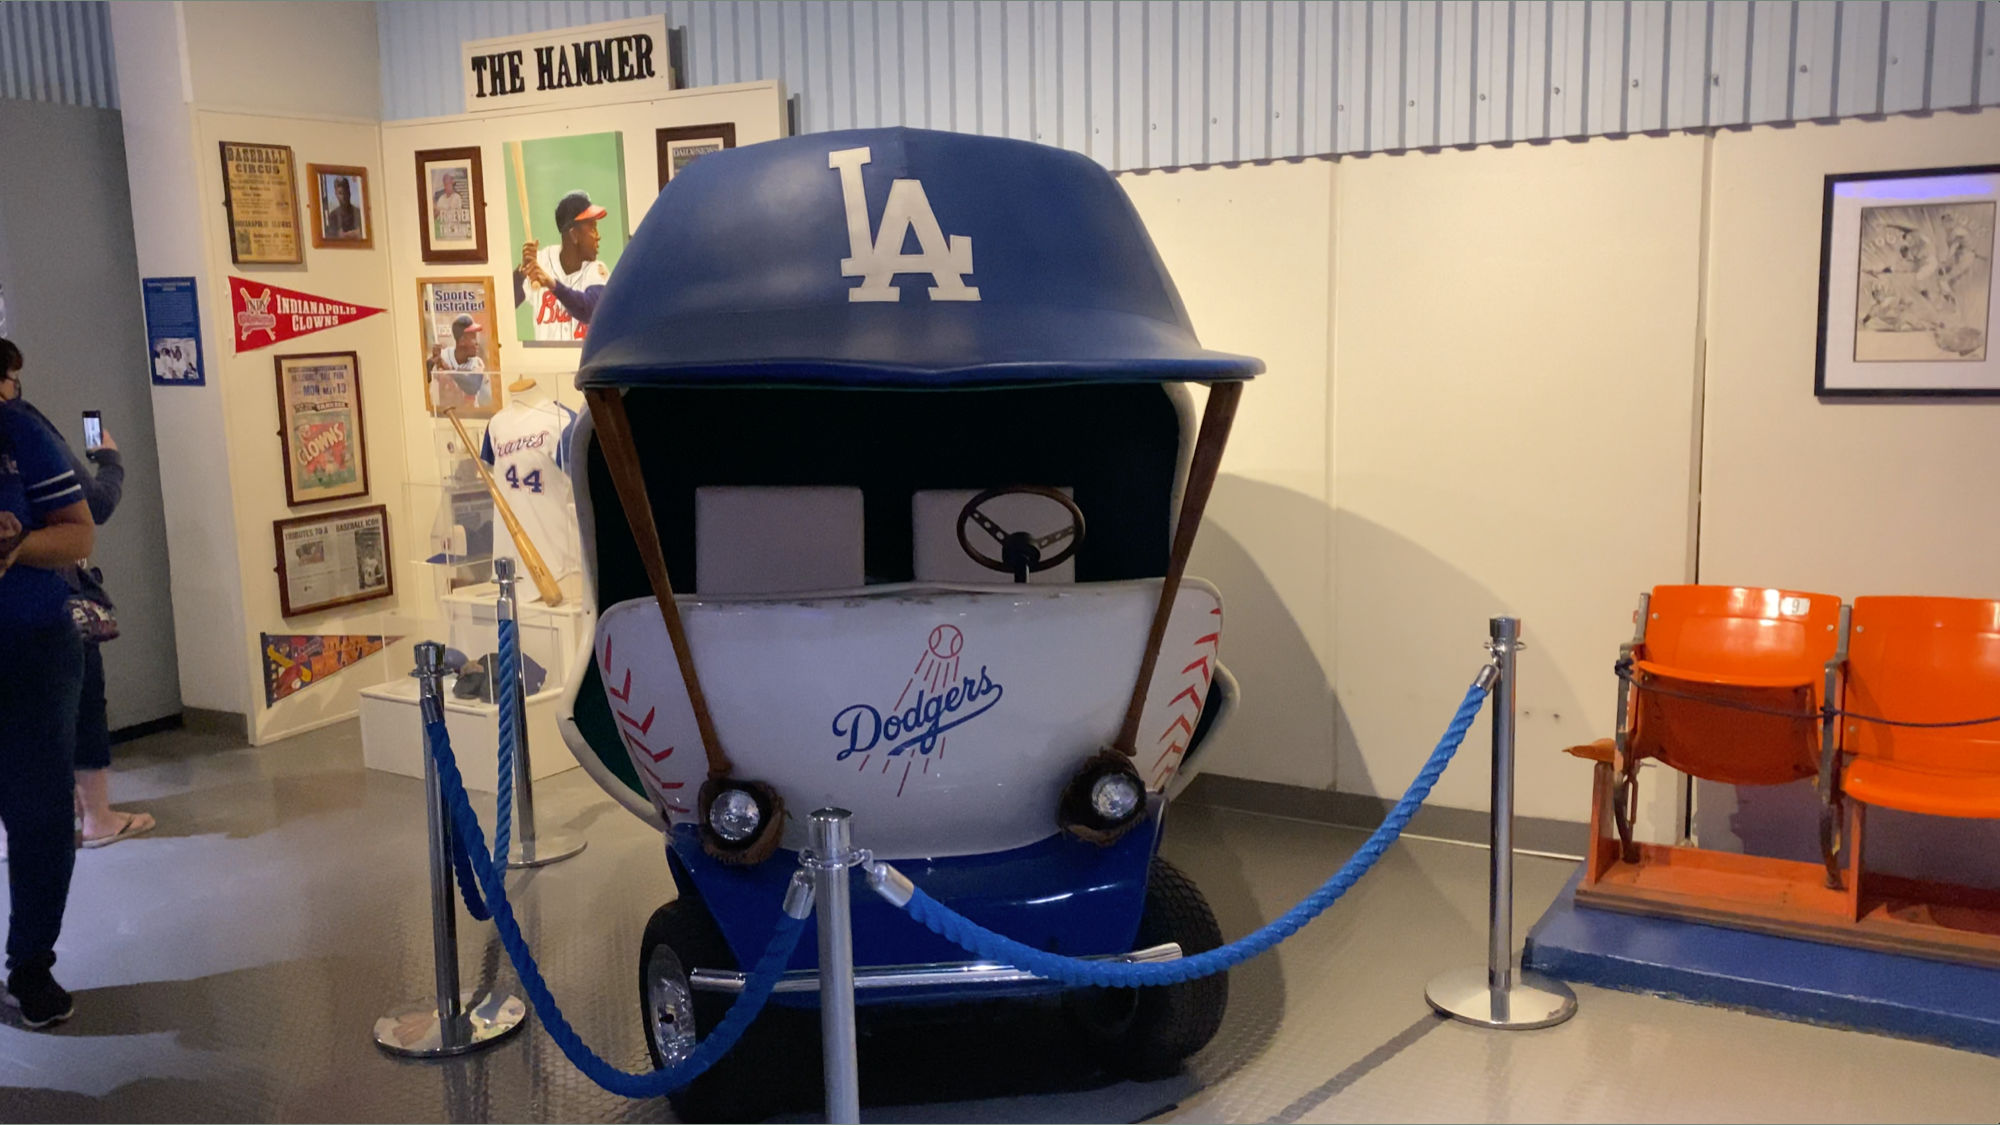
[230, 276, 385, 352]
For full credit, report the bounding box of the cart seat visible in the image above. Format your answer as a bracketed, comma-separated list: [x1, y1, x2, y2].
[1840, 596, 2000, 820]
[1628, 585, 1842, 787]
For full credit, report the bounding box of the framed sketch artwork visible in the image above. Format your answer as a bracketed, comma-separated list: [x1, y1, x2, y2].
[1817, 165, 2000, 397]
[307, 164, 373, 249]
[655, 123, 736, 189]
[416, 146, 488, 264]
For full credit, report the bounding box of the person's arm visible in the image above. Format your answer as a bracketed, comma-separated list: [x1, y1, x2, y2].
[549, 280, 605, 324]
[74, 434, 124, 525]
[14, 498, 93, 566]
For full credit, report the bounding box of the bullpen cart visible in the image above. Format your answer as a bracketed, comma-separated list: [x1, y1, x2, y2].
[557, 126, 1260, 1118]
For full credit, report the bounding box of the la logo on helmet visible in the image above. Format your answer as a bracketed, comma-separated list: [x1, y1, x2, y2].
[828, 147, 980, 303]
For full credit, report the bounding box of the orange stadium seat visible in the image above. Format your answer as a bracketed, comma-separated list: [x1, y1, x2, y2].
[1840, 597, 2000, 822]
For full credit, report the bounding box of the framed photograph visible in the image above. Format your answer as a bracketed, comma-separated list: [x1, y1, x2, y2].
[417, 277, 504, 418]
[272, 504, 393, 617]
[416, 146, 488, 264]
[219, 141, 303, 265]
[504, 131, 627, 345]
[1817, 164, 2000, 398]
[655, 123, 736, 189]
[273, 351, 369, 507]
[307, 163, 373, 249]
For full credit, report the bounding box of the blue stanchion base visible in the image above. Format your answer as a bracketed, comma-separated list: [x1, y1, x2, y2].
[1525, 866, 2000, 1055]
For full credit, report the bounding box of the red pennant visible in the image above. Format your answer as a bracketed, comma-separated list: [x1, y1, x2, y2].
[230, 276, 385, 352]
[262, 633, 402, 706]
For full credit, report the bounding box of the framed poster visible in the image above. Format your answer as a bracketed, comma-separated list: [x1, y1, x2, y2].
[142, 277, 205, 386]
[1817, 164, 2000, 398]
[503, 131, 627, 345]
[417, 277, 504, 417]
[655, 123, 736, 189]
[219, 141, 304, 265]
[273, 504, 393, 617]
[307, 163, 373, 249]
[416, 146, 487, 264]
[273, 351, 369, 506]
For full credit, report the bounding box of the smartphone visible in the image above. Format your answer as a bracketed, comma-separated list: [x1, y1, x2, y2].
[82, 410, 103, 451]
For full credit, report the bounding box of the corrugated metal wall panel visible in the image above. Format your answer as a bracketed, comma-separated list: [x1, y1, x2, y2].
[0, 0, 115, 109]
[370, 0, 1996, 168]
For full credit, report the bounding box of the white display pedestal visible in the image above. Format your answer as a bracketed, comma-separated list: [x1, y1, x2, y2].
[358, 678, 574, 793]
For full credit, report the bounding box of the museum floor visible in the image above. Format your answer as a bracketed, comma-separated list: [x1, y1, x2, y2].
[2, 722, 1997, 1123]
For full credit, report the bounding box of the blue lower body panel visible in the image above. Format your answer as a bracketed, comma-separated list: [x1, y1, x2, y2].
[669, 810, 1160, 1002]
[1526, 865, 2000, 1054]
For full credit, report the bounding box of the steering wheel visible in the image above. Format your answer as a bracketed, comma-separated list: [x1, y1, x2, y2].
[956, 485, 1086, 584]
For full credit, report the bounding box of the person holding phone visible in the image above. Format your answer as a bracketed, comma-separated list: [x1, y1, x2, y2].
[0, 342, 146, 855]
[0, 337, 95, 1029]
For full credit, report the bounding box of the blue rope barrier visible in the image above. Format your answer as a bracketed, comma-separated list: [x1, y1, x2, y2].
[891, 677, 1491, 988]
[424, 718, 492, 923]
[494, 618, 519, 868]
[424, 716, 809, 1097]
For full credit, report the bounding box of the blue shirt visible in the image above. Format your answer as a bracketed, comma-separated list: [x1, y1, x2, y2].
[0, 403, 84, 630]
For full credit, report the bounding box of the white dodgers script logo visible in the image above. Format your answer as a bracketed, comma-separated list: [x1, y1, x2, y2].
[828, 146, 979, 303]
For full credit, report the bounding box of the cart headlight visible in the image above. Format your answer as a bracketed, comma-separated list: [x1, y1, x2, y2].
[1058, 751, 1149, 846]
[1090, 772, 1142, 822]
[708, 788, 762, 843]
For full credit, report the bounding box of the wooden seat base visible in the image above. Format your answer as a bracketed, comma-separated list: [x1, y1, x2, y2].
[1579, 761, 2000, 969]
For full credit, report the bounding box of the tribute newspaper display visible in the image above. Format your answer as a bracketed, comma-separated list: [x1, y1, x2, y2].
[273, 505, 393, 617]
[219, 141, 303, 265]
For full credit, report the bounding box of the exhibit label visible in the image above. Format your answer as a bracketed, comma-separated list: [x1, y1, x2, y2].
[230, 276, 385, 352]
[461, 16, 674, 113]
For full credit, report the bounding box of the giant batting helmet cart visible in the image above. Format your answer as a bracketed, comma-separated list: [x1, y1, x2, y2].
[559, 127, 1260, 1119]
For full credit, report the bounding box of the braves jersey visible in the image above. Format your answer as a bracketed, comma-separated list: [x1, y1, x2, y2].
[522, 245, 609, 342]
[480, 400, 580, 580]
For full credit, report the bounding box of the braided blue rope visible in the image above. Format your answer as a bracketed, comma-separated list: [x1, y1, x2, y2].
[896, 677, 1490, 987]
[424, 717, 809, 1098]
[424, 718, 492, 922]
[494, 618, 519, 869]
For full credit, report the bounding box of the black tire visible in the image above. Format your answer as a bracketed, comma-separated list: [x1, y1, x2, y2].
[638, 877, 816, 1122]
[1066, 856, 1229, 1079]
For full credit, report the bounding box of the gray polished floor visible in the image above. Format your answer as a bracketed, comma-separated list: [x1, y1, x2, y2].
[2, 721, 1997, 1122]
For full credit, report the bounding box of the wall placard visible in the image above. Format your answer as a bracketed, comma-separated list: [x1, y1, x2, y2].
[461, 15, 675, 114]
[143, 276, 205, 386]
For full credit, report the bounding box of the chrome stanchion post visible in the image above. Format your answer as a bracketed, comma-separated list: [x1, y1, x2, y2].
[1425, 617, 1578, 1030]
[374, 642, 526, 1057]
[495, 558, 584, 868]
[807, 808, 863, 1125]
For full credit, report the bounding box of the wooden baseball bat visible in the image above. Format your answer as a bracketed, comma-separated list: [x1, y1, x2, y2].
[444, 408, 565, 607]
[508, 140, 533, 266]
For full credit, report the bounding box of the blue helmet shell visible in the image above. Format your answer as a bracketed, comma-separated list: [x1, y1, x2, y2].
[575, 127, 1262, 389]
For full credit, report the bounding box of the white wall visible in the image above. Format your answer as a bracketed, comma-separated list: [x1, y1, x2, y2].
[182, 1, 380, 120]
[112, 0, 249, 714]
[1119, 160, 1337, 789]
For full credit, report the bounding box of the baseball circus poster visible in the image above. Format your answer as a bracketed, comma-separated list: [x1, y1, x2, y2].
[418, 277, 503, 418]
[230, 276, 385, 353]
[262, 633, 399, 706]
[273, 352, 369, 507]
[503, 131, 628, 345]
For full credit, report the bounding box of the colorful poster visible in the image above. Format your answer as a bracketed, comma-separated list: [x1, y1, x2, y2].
[274, 351, 368, 506]
[417, 277, 504, 418]
[503, 132, 627, 345]
[262, 633, 399, 706]
[230, 276, 386, 353]
[143, 277, 205, 386]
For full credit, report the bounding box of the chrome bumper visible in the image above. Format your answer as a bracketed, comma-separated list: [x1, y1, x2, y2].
[688, 941, 1183, 995]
